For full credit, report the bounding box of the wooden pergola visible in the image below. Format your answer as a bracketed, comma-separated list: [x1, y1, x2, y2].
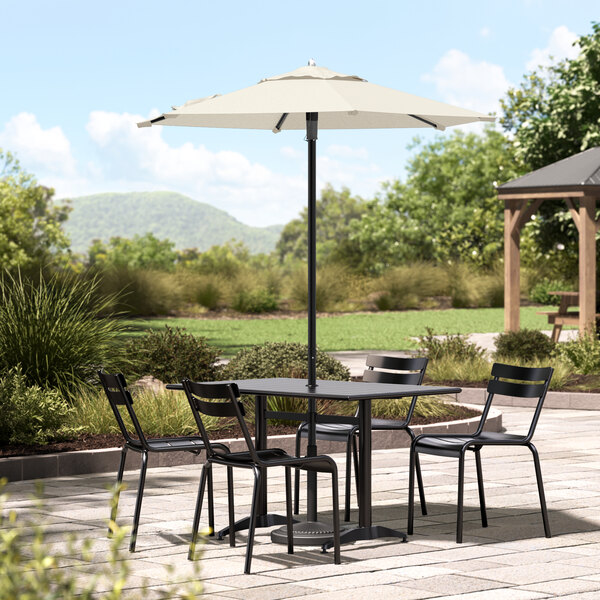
[498, 147, 600, 335]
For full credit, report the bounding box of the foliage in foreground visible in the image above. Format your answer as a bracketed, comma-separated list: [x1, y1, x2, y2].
[0, 270, 126, 397]
[0, 482, 202, 599]
[126, 326, 221, 384]
[554, 332, 600, 375]
[0, 367, 77, 445]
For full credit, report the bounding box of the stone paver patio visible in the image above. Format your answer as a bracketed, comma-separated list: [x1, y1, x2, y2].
[4, 404, 600, 598]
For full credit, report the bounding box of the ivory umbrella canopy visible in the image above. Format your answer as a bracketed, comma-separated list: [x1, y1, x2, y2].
[138, 62, 494, 388]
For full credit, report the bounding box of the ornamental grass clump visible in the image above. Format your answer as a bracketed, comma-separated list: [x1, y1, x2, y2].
[0, 270, 126, 397]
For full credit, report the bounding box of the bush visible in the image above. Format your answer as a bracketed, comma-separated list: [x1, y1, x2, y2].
[554, 332, 600, 375]
[418, 327, 485, 362]
[494, 329, 555, 362]
[0, 270, 126, 396]
[372, 263, 449, 311]
[287, 264, 352, 312]
[528, 278, 573, 306]
[185, 273, 222, 310]
[231, 288, 279, 313]
[95, 265, 184, 316]
[222, 342, 350, 423]
[0, 483, 204, 599]
[446, 263, 504, 308]
[0, 367, 75, 445]
[126, 326, 221, 383]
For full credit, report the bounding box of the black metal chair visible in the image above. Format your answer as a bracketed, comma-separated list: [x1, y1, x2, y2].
[294, 355, 429, 521]
[407, 363, 553, 543]
[182, 379, 341, 574]
[98, 370, 228, 552]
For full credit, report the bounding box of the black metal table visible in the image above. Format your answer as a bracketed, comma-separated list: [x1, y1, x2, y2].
[168, 377, 460, 549]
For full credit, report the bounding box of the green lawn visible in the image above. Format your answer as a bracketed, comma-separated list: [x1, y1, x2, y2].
[124, 306, 559, 357]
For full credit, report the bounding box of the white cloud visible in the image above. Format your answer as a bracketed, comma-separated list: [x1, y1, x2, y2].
[479, 27, 491, 38]
[0, 112, 77, 176]
[421, 49, 510, 116]
[526, 25, 579, 71]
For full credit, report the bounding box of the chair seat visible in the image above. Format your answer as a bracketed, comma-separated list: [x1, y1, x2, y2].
[127, 436, 206, 452]
[415, 432, 527, 458]
[298, 421, 357, 442]
[371, 418, 409, 430]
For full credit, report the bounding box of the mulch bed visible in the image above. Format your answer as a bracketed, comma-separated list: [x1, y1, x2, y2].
[0, 406, 479, 458]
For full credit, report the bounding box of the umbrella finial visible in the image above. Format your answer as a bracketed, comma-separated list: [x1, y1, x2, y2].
[308, 58, 316, 66]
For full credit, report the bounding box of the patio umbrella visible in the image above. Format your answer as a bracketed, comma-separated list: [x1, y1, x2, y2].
[138, 61, 494, 389]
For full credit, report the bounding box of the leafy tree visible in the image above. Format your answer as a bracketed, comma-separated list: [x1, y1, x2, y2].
[276, 185, 366, 265]
[350, 128, 520, 273]
[0, 150, 70, 270]
[500, 22, 600, 277]
[500, 22, 600, 170]
[88, 232, 177, 271]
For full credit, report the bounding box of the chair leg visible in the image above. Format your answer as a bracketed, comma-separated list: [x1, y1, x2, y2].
[407, 429, 427, 516]
[456, 452, 465, 543]
[474, 449, 487, 528]
[109, 446, 128, 536]
[285, 467, 294, 555]
[188, 463, 208, 560]
[330, 469, 341, 565]
[130, 451, 148, 552]
[293, 430, 302, 515]
[344, 435, 353, 522]
[227, 466, 235, 547]
[207, 463, 215, 536]
[529, 443, 551, 538]
[244, 466, 261, 574]
[352, 432, 360, 508]
[407, 446, 416, 535]
[414, 453, 427, 516]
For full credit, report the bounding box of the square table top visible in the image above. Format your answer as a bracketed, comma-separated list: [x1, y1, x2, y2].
[217, 377, 460, 401]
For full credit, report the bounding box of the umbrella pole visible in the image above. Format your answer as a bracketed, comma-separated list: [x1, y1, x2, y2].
[307, 112, 318, 390]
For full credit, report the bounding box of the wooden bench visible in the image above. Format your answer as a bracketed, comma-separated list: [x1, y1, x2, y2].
[537, 291, 600, 342]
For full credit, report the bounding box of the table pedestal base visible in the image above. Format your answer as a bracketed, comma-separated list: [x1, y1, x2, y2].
[217, 513, 293, 540]
[321, 525, 408, 551]
[270, 520, 339, 546]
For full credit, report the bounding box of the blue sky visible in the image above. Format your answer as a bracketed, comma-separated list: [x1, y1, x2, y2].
[0, 1, 597, 227]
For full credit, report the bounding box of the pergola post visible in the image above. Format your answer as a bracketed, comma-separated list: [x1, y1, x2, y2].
[504, 198, 521, 331]
[579, 196, 597, 335]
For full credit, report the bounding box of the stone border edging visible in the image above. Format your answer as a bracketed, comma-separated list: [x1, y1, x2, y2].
[0, 403, 500, 483]
[456, 387, 600, 410]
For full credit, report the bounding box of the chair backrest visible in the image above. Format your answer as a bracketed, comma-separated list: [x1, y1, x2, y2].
[361, 355, 429, 420]
[476, 363, 553, 440]
[182, 380, 258, 462]
[98, 370, 149, 450]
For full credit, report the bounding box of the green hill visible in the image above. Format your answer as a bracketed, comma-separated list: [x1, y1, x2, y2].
[62, 191, 283, 254]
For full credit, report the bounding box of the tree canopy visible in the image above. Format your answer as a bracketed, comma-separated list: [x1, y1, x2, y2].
[349, 128, 521, 273]
[500, 22, 600, 170]
[275, 185, 366, 265]
[0, 150, 70, 270]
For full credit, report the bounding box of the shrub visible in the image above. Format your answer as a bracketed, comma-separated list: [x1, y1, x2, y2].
[446, 263, 504, 308]
[0, 367, 75, 445]
[126, 326, 221, 384]
[418, 327, 485, 362]
[372, 263, 449, 311]
[222, 342, 350, 423]
[231, 288, 279, 313]
[185, 273, 222, 310]
[95, 265, 184, 316]
[287, 264, 352, 312]
[554, 332, 600, 375]
[494, 329, 555, 362]
[0, 270, 126, 396]
[528, 279, 573, 306]
[0, 483, 204, 599]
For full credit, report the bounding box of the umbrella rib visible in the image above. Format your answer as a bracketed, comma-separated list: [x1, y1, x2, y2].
[273, 113, 289, 133]
[408, 114, 439, 129]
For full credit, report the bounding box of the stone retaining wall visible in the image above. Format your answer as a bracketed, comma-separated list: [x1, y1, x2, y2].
[0, 404, 500, 483]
